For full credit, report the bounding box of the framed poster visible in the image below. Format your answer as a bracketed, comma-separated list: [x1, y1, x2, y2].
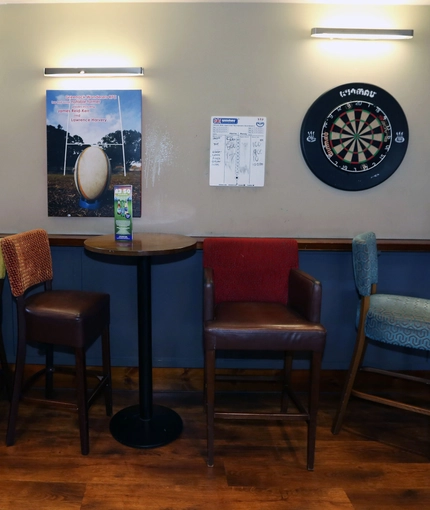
[46, 90, 142, 217]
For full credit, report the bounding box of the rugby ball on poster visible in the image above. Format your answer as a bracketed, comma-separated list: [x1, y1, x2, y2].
[74, 146, 111, 201]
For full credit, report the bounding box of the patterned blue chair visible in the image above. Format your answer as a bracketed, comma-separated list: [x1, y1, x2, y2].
[332, 231, 430, 435]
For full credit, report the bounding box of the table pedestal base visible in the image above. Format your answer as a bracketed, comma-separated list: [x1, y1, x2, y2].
[109, 404, 183, 448]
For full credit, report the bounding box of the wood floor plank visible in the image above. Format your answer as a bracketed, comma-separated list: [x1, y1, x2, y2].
[81, 484, 354, 510]
[0, 389, 429, 509]
[346, 489, 430, 510]
[0, 481, 85, 510]
[223, 460, 430, 490]
[0, 455, 227, 486]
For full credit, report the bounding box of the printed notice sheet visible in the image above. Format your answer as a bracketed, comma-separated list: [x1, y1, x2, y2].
[210, 116, 266, 187]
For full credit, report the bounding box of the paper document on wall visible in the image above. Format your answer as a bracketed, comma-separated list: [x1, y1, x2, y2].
[209, 116, 266, 187]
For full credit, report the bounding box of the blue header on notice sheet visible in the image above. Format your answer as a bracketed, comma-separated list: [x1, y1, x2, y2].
[213, 118, 238, 124]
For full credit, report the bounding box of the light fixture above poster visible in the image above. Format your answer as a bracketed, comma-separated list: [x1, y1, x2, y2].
[310, 28, 414, 40]
[44, 67, 144, 77]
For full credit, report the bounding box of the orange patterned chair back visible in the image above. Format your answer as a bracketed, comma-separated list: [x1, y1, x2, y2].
[0, 243, 5, 280]
[0, 229, 53, 297]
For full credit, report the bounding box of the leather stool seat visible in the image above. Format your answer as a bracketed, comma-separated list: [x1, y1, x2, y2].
[205, 302, 326, 351]
[26, 290, 110, 348]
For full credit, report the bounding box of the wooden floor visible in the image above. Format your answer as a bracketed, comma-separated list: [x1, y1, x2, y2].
[0, 387, 429, 510]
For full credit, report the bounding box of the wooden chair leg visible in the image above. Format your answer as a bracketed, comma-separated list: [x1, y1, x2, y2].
[75, 347, 89, 455]
[6, 338, 27, 446]
[45, 344, 54, 400]
[307, 351, 322, 471]
[205, 348, 215, 467]
[281, 352, 293, 413]
[0, 279, 12, 401]
[331, 329, 369, 435]
[0, 329, 12, 401]
[203, 344, 207, 408]
[101, 326, 113, 417]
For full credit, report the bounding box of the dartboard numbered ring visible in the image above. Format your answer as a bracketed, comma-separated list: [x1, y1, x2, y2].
[300, 83, 409, 191]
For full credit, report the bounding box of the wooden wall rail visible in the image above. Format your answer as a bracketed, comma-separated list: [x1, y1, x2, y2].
[1, 234, 430, 252]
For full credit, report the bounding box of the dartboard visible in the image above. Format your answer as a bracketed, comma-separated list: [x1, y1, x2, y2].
[300, 83, 409, 191]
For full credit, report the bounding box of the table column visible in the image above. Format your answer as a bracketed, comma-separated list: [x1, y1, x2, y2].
[109, 256, 183, 448]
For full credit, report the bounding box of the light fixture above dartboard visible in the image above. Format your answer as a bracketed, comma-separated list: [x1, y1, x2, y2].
[300, 83, 409, 191]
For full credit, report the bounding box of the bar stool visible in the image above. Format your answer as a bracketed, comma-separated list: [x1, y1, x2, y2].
[332, 231, 430, 436]
[203, 237, 327, 470]
[1, 229, 112, 454]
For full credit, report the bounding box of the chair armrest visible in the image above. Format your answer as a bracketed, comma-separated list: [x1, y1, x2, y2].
[204, 267, 215, 321]
[288, 268, 322, 323]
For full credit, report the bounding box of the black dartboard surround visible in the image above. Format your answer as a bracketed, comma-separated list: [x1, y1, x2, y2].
[300, 83, 409, 191]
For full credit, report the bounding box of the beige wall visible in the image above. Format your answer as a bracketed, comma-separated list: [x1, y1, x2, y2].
[0, 3, 429, 238]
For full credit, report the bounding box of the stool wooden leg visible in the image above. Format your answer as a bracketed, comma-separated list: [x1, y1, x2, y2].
[0, 280, 12, 400]
[75, 348, 89, 455]
[45, 344, 54, 400]
[6, 338, 27, 446]
[307, 351, 322, 471]
[332, 297, 370, 436]
[205, 348, 215, 467]
[101, 326, 113, 416]
[332, 329, 368, 436]
[0, 330, 12, 401]
[281, 352, 293, 413]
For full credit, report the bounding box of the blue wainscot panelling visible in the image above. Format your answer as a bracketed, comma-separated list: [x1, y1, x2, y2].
[2, 247, 430, 372]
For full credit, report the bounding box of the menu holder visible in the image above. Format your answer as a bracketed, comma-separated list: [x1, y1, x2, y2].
[114, 185, 133, 241]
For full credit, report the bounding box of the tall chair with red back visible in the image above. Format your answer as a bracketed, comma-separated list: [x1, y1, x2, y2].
[1, 229, 112, 454]
[203, 237, 327, 470]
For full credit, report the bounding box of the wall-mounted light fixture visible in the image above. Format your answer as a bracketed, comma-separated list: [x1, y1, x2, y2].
[44, 67, 144, 77]
[310, 28, 414, 40]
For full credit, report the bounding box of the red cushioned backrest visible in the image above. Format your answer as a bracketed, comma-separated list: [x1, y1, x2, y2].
[203, 238, 298, 305]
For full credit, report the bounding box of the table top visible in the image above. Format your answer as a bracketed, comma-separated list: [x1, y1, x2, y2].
[84, 233, 197, 257]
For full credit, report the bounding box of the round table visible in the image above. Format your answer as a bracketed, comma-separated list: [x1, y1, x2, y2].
[84, 233, 197, 448]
